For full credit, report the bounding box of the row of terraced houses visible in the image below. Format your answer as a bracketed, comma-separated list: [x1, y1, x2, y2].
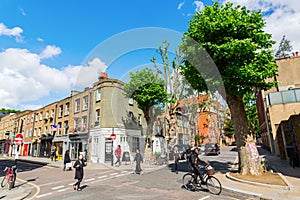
[0, 72, 147, 163]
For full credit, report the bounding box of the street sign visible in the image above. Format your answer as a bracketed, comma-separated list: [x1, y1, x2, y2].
[14, 133, 24, 145]
[110, 133, 116, 140]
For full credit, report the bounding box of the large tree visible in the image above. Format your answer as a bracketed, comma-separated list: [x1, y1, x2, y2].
[275, 35, 293, 58]
[180, 2, 277, 175]
[123, 68, 168, 146]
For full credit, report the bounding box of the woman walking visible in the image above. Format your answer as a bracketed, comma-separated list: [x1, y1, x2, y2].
[173, 147, 180, 174]
[73, 154, 86, 191]
[63, 150, 71, 171]
[134, 149, 143, 175]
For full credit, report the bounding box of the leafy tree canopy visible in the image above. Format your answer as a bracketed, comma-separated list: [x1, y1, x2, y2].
[0, 108, 20, 113]
[123, 68, 168, 114]
[180, 1, 278, 97]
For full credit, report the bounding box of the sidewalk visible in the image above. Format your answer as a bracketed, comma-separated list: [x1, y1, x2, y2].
[0, 180, 33, 200]
[214, 147, 300, 200]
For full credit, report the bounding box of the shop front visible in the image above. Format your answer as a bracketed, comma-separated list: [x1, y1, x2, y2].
[69, 133, 88, 161]
[52, 135, 68, 161]
[40, 134, 53, 157]
[22, 143, 29, 156]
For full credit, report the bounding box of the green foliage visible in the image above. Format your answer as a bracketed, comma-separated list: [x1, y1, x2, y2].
[243, 92, 259, 136]
[180, 2, 278, 96]
[275, 35, 293, 58]
[123, 68, 168, 118]
[0, 108, 20, 113]
[223, 118, 234, 138]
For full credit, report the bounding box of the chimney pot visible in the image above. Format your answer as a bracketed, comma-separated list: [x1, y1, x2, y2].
[296, 52, 299, 57]
[99, 72, 108, 79]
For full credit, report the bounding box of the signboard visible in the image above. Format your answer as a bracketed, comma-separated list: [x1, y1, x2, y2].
[110, 133, 116, 140]
[14, 133, 24, 145]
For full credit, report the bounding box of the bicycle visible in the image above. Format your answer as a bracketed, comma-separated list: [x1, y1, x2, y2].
[182, 163, 222, 195]
[1, 165, 17, 190]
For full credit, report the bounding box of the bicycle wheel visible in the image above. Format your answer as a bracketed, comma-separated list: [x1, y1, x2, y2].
[1, 175, 8, 188]
[8, 174, 15, 190]
[182, 173, 194, 191]
[206, 176, 222, 195]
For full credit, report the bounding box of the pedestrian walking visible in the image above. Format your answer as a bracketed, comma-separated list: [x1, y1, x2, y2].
[134, 149, 143, 175]
[174, 147, 181, 174]
[63, 150, 72, 171]
[115, 145, 122, 167]
[73, 154, 86, 191]
[51, 145, 56, 161]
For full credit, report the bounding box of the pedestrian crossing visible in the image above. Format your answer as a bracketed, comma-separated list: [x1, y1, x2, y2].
[35, 170, 132, 199]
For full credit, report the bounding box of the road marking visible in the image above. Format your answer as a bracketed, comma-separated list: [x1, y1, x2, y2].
[84, 178, 95, 182]
[110, 172, 118, 176]
[199, 196, 210, 200]
[51, 185, 65, 190]
[98, 175, 108, 179]
[36, 192, 52, 198]
[58, 188, 71, 192]
[16, 177, 40, 200]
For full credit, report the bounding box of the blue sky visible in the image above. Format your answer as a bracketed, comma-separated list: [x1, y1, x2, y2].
[0, 0, 299, 110]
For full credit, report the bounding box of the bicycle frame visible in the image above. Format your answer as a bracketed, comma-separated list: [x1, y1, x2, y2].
[3, 165, 17, 185]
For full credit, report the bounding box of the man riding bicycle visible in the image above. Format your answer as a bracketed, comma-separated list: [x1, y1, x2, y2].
[189, 146, 208, 185]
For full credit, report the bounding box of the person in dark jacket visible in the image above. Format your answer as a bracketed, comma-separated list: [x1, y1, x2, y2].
[73, 154, 86, 191]
[63, 150, 71, 171]
[134, 149, 143, 175]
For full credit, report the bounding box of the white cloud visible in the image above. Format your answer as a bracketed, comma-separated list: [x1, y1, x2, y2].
[19, 8, 26, 16]
[193, 1, 205, 11]
[37, 37, 44, 42]
[0, 22, 23, 42]
[40, 45, 62, 59]
[178, 1, 185, 10]
[221, 0, 300, 53]
[0, 47, 107, 108]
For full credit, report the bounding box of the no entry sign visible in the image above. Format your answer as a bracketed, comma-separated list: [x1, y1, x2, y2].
[14, 133, 24, 145]
[110, 133, 116, 140]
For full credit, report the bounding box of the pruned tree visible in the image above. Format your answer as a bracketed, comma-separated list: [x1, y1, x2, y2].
[180, 2, 278, 175]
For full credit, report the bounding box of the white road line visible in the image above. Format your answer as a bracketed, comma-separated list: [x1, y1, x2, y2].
[199, 196, 210, 200]
[51, 185, 65, 190]
[98, 175, 108, 179]
[84, 178, 95, 182]
[58, 188, 71, 192]
[110, 172, 118, 176]
[36, 192, 52, 198]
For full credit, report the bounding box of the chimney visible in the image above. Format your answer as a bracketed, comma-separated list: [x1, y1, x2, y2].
[99, 72, 108, 79]
[296, 52, 299, 57]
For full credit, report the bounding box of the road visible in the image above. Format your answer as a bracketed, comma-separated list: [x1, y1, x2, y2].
[0, 146, 258, 200]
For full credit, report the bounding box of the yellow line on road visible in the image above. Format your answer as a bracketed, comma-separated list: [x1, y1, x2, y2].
[16, 177, 40, 200]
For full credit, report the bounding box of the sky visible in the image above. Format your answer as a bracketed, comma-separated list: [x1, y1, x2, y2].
[0, 0, 299, 110]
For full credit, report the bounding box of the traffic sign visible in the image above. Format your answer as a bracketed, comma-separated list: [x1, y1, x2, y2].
[110, 133, 116, 140]
[14, 133, 24, 145]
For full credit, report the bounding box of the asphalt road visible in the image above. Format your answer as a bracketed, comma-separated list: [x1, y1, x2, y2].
[0, 146, 258, 200]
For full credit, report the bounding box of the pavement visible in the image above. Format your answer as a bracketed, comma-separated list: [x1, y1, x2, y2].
[1, 147, 300, 200]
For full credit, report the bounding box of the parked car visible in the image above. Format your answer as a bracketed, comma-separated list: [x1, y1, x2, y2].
[204, 143, 220, 156]
[170, 144, 190, 160]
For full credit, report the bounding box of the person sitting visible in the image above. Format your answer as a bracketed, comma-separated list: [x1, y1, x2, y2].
[189, 146, 208, 185]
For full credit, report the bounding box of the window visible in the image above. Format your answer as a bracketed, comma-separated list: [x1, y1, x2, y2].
[51, 109, 55, 118]
[74, 118, 80, 132]
[44, 126, 48, 134]
[38, 128, 41, 136]
[30, 128, 33, 137]
[40, 112, 43, 120]
[64, 121, 69, 134]
[82, 116, 87, 131]
[132, 137, 140, 153]
[95, 109, 100, 126]
[129, 112, 134, 122]
[45, 111, 49, 119]
[128, 98, 134, 105]
[35, 113, 38, 122]
[25, 129, 28, 137]
[27, 116, 30, 124]
[75, 99, 80, 113]
[59, 105, 63, 117]
[34, 128, 37, 136]
[138, 114, 142, 126]
[58, 122, 62, 135]
[31, 114, 34, 123]
[83, 96, 88, 110]
[65, 103, 70, 115]
[96, 88, 101, 101]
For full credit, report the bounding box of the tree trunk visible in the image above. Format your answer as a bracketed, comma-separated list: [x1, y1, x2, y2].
[227, 95, 262, 175]
[143, 107, 154, 163]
